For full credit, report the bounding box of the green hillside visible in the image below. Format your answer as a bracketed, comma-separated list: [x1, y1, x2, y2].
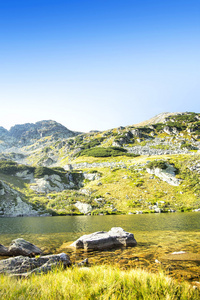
[0, 112, 199, 216]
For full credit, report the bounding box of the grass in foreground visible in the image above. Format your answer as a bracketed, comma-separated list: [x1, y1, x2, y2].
[0, 265, 199, 300]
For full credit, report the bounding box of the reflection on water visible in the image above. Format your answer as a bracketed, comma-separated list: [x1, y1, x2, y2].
[0, 213, 200, 283]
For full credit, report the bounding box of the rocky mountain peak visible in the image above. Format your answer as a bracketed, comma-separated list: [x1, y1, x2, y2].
[134, 112, 182, 127]
[8, 120, 80, 141]
[0, 127, 9, 140]
[9, 123, 35, 139]
[0, 120, 82, 152]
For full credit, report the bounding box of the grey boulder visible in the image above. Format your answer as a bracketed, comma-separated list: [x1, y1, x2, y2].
[71, 227, 137, 250]
[0, 244, 9, 256]
[8, 238, 42, 256]
[0, 253, 71, 276]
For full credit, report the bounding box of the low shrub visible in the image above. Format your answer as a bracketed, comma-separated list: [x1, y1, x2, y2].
[75, 147, 128, 158]
[81, 137, 105, 150]
[146, 160, 167, 170]
[34, 166, 58, 178]
[0, 160, 34, 175]
[180, 143, 193, 150]
[153, 123, 165, 132]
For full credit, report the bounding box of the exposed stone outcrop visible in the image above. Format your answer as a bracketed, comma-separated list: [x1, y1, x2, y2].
[71, 227, 137, 250]
[131, 128, 141, 137]
[30, 174, 68, 193]
[0, 182, 40, 217]
[83, 172, 101, 181]
[0, 253, 71, 276]
[74, 201, 92, 214]
[29, 172, 83, 194]
[147, 164, 180, 186]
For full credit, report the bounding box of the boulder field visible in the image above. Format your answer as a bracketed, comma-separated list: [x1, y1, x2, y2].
[0, 228, 137, 276]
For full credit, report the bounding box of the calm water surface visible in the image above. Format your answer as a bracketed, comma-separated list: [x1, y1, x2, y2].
[0, 213, 200, 282]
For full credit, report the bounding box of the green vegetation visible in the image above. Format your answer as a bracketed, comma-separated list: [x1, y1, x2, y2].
[81, 137, 105, 149]
[180, 142, 193, 150]
[152, 123, 165, 132]
[165, 121, 186, 131]
[0, 160, 34, 175]
[138, 126, 153, 134]
[0, 265, 199, 300]
[0, 160, 69, 183]
[150, 145, 170, 150]
[0, 153, 199, 215]
[165, 112, 199, 132]
[75, 146, 138, 158]
[170, 112, 198, 123]
[146, 160, 167, 170]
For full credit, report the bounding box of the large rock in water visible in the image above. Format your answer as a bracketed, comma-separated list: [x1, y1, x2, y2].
[7, 238, 42, 256]
[71, 227, 137, 251]
[0, 244, 9, 256]
[0, 253, 71, 276]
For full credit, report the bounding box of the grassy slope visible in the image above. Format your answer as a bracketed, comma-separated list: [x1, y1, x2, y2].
[67, 153, 200, 214]
[0, 265, 199, 300]
[0, 153, 199, 215]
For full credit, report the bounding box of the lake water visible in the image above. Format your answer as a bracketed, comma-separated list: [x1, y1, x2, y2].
[0, 213, 200, 283]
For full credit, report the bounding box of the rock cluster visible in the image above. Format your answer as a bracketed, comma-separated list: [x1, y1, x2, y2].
[0, 229, 137, 276]
[0, 253, 71, 277]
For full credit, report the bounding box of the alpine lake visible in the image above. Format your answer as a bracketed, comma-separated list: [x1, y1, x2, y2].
[0, 213, 200, 284]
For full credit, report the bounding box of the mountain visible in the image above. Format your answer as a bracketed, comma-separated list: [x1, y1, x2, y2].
[134, 112, 180, 127]
[0, 120, 81, 145]
[0, 112, 199, 217]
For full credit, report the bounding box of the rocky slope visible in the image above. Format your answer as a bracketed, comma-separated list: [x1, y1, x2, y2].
[0, 112, 199, 216]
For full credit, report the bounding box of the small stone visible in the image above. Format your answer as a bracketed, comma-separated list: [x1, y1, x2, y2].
[155, 259, 161, 264]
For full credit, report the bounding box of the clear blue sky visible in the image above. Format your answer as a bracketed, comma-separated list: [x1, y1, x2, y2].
[0, 0, 199, 132]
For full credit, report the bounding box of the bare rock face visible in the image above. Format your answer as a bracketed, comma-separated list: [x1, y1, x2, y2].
[9, 120, 76, 141]
[8, 238, 43, 257]
[0, 253, 71, 276]
[147, 164, 180, 186]
[71, 227, 137, 251]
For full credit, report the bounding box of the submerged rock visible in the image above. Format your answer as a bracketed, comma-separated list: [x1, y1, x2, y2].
[7, 238, 42, 257]
[0, 253, 71, 276]
[71, 227, 137, 251]
[161, 252, 200, 261]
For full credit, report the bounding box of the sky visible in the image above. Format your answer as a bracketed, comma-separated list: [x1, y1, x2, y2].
[0, 0, 199, 132]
